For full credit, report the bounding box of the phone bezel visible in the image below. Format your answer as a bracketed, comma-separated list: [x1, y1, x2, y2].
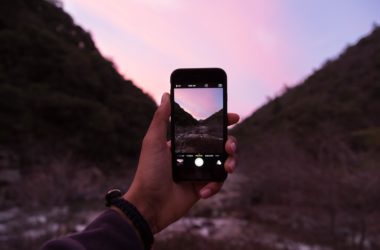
[170, 68, 228, 182]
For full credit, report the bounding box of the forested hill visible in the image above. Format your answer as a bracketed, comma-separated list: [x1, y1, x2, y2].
[229, 27, 380, 247]
[0, 0, 157, 170]
[233, 26, 380, 165]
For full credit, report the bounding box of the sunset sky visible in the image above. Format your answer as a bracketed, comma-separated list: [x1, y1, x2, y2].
[63, 0, 380, 120]
[175, 88, 223, 120]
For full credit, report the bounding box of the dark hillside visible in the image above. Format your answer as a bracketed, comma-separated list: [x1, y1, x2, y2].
[234, 27, 380, 156]
[232, 27, 380, 248]
[234, 27, 380, 169]
[0, 2, 156, 247]
[0, 0, 156, 170]
[173, 101, 198, 126]
[201, 109, 223, 126]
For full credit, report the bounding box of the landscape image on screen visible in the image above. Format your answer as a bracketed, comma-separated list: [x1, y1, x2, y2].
[174, 87, 223, 153]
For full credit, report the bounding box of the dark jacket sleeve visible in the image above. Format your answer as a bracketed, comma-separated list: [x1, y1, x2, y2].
[40, 209, 143, 250]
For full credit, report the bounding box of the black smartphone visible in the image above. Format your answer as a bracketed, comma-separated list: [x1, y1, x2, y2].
[170, 68, 227, 181]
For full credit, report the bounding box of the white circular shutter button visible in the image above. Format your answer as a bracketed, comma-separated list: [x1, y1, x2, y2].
[194, 158, 204, 167]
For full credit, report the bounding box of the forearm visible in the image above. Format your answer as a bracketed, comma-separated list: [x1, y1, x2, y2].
[40, 209, 144, 250]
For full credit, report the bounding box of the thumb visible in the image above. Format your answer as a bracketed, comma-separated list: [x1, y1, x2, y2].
[145, 93, 171, 142]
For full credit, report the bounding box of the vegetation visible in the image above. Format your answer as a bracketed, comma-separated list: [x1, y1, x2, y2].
[1, 0, 379, 249]
[0, 0, 156, 170]
[232, 26, 380, 249]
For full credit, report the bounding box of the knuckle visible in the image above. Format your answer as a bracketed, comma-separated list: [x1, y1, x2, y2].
[229, 135, 237, 143]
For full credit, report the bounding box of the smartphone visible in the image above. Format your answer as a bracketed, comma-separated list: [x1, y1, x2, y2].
[170, 68, 227, 181]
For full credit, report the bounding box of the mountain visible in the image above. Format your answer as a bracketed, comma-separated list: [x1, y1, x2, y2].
[0, 0, 157, 170]
[201, 109, 223, 126]
[231, 27, 380, 247]
[234, 26, 380, 165]
[173, 101, 198, 126]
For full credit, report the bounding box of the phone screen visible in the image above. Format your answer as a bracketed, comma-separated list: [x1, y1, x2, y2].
[171, 79, 227, 181]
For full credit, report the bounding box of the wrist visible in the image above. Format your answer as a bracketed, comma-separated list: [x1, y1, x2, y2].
[105, 189, 155, 249]
[110, 206, 141, 238]
[124, 188, 159, 234]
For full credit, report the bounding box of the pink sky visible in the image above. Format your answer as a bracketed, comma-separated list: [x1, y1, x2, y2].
[175, 88, 223, 120]
[63, 0, 380, 120]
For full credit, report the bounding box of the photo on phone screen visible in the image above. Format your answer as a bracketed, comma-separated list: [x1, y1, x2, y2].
[174, 87, 223, 154]
[171, 68, 227, 181]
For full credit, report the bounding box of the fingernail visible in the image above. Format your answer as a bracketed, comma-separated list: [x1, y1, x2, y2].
[230, 142, 236, 152]
[200, 188, 212, 198]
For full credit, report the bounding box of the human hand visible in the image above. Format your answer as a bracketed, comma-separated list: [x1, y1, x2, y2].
[124, 93, 239, 233]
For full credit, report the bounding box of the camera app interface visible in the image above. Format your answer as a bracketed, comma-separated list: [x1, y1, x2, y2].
[173, 83, 224, 168]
